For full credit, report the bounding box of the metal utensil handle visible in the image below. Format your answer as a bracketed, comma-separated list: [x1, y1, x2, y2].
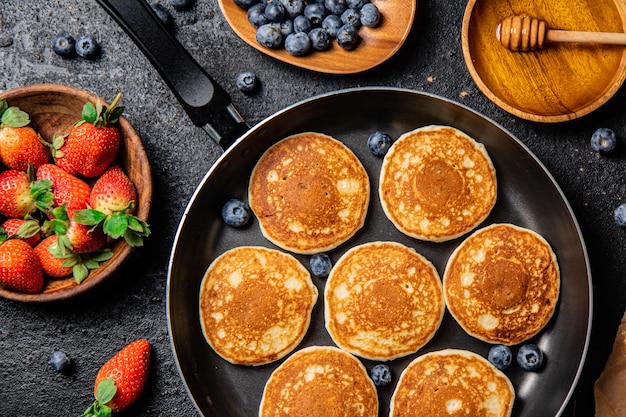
[95, 0, 248, 147]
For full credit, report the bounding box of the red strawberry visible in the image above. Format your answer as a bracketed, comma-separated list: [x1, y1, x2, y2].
[81, 339, 151, 415]
[0, 169, 53, 218]
[0, 100, 49, 171]
[33, 236, 73, 278]
[53, 94, 123, 178]
[1, 218, 41, 247]
[89, 165, 137, 215]
[65, 216, 107, 254]
[36, 163, 91, 212]
[0, 238, 44, 293]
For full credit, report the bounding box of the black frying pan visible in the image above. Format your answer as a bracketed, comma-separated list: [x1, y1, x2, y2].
[97, 2, 592, 416]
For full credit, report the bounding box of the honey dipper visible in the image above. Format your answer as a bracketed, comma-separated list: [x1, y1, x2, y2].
[496, 15, 626, 51]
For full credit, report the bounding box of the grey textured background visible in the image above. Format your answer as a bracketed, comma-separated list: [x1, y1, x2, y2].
[1, 0, 625, 416]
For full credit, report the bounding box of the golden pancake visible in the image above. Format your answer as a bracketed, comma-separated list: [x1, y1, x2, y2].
[259, 345, 378, 417]
[379, 125, 497, 242]
[390, 349, 515, 417]
[248, 132, 370, 254]
[199, 246, 318, 365]
[324, 241, 444, 360]
[443, 223, 560, 345]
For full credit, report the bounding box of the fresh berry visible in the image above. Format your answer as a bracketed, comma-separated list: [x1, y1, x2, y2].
[236, 71, 259, 94]
[75, 35, 100, 59]
[53, 94, 123, 178]
[281, 0, 305, 18]
[304, 2, 326, 25]
[0, 238, 44, 293]
[516, 344, 544, 371]
[322, 14, 342, 37]
[49, 351, 74, 373]
[1, 219, 41, 247]
[324, 0, 346, 16]
[0, 169, 53, 219]
[488, 345, 512, 370]
[340, 8, 361, 28]
[265, 1, 286, 22]
[614, 203, 626, 227]
[278, 20, 295, 37]
[359, 3, 380, 27]
[590, 128, 618, 154]
[370, 364, 392, 386]
[285, 32, 311, 55]
[336, 23, 359, 50]
[256, 24, 283, 48]
[292, 15, 312, 33]
[0, 100, 50, 171]
[221, 198, 251, 227]
[169, 0, 194, 9]
[52, 33, 76, 58]
[367, 131, 393, 156]
[33, 235, 74, 278]
[345, 0, 365, 9]
[247, 3, 268, 28]
[234, 0, 257, 9]
[309, 27, 331, 50]
[44, 206, 108, 255]
[81, 339, 151, 415]
[309, 253, 332, 277]
[37, 163, 91, 212]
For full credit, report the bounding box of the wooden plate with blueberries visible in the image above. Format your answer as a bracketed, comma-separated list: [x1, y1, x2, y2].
[218, 0, 416, 74]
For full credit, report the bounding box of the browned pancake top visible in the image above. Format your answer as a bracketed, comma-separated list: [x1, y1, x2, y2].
[390, 349, 515, 417]
[443, 223, 560, 345]
[260, 346, 378, 417]
[325, 241, 444, 360]
[249, 132, 369, 254]
[379, 125, 497, 242]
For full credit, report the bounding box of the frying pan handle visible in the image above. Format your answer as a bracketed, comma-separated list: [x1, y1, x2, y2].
[95, 0, 249, 148]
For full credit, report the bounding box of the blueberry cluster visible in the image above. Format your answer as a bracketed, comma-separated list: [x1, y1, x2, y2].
[235, 0, 381, 56]
[487, 343, 544, 371]
[52, 34, 100, 60]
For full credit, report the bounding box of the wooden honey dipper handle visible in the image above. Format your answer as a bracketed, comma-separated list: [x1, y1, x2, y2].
[497, 15, 626, 51]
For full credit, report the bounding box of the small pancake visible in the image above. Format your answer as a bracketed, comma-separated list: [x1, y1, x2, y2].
[199, 246, 318, 365]
[390, 349, 515, 417]
[325, 241, 444, 360]
[249, 132, 370, 254]
[443, 223, 560, 345]
[259, 345, 378, 417]
[379, 125, 497, 242]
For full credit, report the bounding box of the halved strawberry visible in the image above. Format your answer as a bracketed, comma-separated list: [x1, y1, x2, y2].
[0, 168, 53, 219]
[0, 99, 50, 171]
[0, 238, 44, 293]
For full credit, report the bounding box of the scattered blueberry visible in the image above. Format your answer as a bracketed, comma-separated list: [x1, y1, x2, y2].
[304, 3, 326, 25]
[614, 203, 626, 227]
[590, 128, 618, 154]
[336, 23, 359, 50]
[169, 0, 194, 9]
[150, 2, 173, 27]
[516, 344, 544, 371]
[322, 14, 342, 37]
[75, 35, 100, 60]
[370, 364, 392, 386]
[256, 23, 283, 48]
[236, 71, 259, 93]
[52, 34, 76, 58]
[324, 0, 347, 16]
[309, 27, 331, 50]
[346, 0, 365, 9]
[340, 8, 361, 28]
[309, 253, 332, 277]
[285, 32, 311, 55]
[367, 131, 393, 156]
[293, 15, 312, 33]
[221, 198, 251, 227]
[265, 1, 286, 22]
[359, 3, 380, 27]
[487, 345, 512, 370]
[48, 351, 73, 373]
[248, 3, 269, 27]
[280, 0, 305, 18]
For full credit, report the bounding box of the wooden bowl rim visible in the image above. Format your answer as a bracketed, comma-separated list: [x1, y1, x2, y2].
[0, 83, 153, 303]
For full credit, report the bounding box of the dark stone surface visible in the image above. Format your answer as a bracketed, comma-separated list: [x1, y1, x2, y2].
[0, 0, 625, 416]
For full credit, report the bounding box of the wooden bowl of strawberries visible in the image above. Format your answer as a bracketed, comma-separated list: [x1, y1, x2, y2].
[0, 84, 152, 302]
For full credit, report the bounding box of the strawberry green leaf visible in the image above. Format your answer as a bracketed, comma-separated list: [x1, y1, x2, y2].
[90, 250, 114, 262]
[103, 213, 128, 239]
[73, 263, 89, 284]
[123, 229, 145, 247]
[15, 220, 40, 239]
[73, 209, 107, 226]
[0, 105, 30, 128]
[0, 99, 7, 115]
[82, 102, 98, 124]
[96, 378, 117, 405]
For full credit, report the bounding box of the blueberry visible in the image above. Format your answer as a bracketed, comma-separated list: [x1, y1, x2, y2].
[278, 20, 294, 37]
[516, 344, 544, 371]
[48, 351, 73, 373]
[308, 27, 331, 51]
[236, 71, 259, 93]
[150, 2, 173, 27]
[340, 8, 361, 28]
[367, 131, 393, 156]
[370, 364, 392, 386]
[234, 0, 258, 9]
[293, 15, 312, 33]
[52, 34, 76, 58]
[359, 3, 380, 27]
[346, 0, 366, 9]
[285, 32, 311, 55]
[256, 23, 283, 48]
[336, 23, 359, 49]
[304, 3, 326, 25]
[279, 0, 305, 18]
[309, 253, 332, 277]
[75, 35, 100, 59]
[322, 14, 342, 37]
[247, 3, 268, 27]
[590, 128, 618, 154]
[487, 345, 512, 370]
[221, 198, 251, 227]
[324, 0, 347, 15]
[614, 203, 626, 227]
[169, 0, 194, 9]
[265, 1, 286, 22]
